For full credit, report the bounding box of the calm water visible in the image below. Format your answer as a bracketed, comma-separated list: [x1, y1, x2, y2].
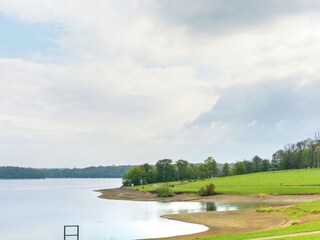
[0, 179, 270, 240]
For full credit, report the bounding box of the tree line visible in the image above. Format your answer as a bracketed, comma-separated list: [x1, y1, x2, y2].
[123, 137, 320, 185]
[41, 165, 133, 178]
[123, 157, 219, 186]
[0, 165, 134, 179]
[231, 138, 320, 175]
[0, 167, 45, 179]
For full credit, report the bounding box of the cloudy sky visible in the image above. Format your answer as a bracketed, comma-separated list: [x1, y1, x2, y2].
[0, 0, 320, 168]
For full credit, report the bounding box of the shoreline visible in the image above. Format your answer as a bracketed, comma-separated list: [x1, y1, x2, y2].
[98, 187, 320, 240]
[97, 187, 320, 204]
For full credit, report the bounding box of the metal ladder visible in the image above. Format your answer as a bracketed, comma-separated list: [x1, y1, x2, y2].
[64, 225, 79, 240]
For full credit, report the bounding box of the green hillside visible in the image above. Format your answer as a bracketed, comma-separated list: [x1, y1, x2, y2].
[133, 169, 320, 195]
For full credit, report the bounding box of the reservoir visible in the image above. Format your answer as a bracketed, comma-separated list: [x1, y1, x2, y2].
[0, 178, 270, 240]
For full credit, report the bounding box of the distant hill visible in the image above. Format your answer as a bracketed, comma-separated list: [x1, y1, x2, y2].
[0, 165, 134, 179]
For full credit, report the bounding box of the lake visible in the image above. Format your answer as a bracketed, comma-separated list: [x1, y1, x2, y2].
[0, 178, 269, 240]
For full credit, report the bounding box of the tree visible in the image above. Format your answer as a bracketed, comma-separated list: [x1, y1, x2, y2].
[252, 155, 263, 172]
[195, 163, 210, 179]
[122, 166, 144, 186]
[261, 159, 270, 171]
[315, 145, 320, 168]
[231, 161, 247, 175]
[184, 164, 195, 180]
[176, 159, 189, 180]
[140, 163, 156, 184]
[222, 163, 230, 176]
[156, 159, 176, 182]
[204, 156, 218, 178]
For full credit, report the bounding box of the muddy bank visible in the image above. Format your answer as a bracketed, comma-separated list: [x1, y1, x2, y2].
[98, 187, 320, 204]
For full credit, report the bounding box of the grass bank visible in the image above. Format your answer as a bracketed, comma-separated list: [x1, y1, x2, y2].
[133, 169, 320, 195]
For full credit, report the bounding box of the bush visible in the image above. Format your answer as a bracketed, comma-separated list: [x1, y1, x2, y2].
[311, 209, 320, 214]
[198, 183, 215, 196]
[155, 187, 175, 197]
[256, 207, 274, 213]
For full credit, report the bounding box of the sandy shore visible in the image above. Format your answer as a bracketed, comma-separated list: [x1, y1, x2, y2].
[157, 209, 290, 240]
[98, 188, 320, 240]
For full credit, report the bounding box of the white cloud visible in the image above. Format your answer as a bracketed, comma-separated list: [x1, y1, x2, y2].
[246, 120, 257, 127]
[0, 1, 320, 166]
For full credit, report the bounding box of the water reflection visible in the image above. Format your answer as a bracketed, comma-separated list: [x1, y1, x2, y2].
[204, 202, 217, 211]
[157, 201, 278, 216]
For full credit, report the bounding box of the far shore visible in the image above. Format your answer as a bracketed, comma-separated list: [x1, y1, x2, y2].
[98, 187, 320, 240]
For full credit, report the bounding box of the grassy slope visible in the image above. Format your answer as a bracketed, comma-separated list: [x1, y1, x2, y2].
[134, 169, 320, 195]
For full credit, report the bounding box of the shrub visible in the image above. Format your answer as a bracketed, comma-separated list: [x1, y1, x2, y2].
[199, 183, 215, 196]
[256, 207, 274, 213]
[155, 187, 175, 197]
[311, 209, 320, 214]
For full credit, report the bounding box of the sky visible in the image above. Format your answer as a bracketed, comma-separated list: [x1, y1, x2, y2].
[0, 0, 320, 168]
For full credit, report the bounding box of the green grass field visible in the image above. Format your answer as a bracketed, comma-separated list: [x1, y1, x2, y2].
[133, 169, 320, 195]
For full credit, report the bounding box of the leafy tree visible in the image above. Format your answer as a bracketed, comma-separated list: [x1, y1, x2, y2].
[176, 159, 189, 180]
[222, 163, 230, 176]
[232, 161, 247, 175]
[261, 159, 270, 171]
[315, 146, 320, 168]
[122, 166, 144, 186]
[184, 164, 195, 179]
[156, 159, 176, 182]
[243, 160, 253, 173]
[204, 156, 218, 178]
[302, 148, 313, 168]
[252, 155, 263, 172]
[140, 163, 156, 184]
[195, 163, 210, 179]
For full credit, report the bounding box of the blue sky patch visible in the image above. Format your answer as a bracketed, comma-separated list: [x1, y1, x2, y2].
[0, 13, 63, 58]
